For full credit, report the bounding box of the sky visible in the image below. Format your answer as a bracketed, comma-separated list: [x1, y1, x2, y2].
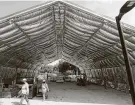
[0, 0, 134, 26]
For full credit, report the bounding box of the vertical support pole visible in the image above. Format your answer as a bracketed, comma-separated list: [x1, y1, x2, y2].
[100, 63, 107, 89]
[100, 63, 104, 83]
[116, 16, 135, 105]
[14, 67, 18, 85]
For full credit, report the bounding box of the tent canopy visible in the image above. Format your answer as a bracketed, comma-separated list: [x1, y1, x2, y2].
[0, 1, 135, 74]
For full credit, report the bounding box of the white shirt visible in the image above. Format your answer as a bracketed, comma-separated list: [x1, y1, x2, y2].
[21, 82, 29, 95]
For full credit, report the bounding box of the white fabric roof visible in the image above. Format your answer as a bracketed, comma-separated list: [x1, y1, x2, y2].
[0, 1, 135, 73]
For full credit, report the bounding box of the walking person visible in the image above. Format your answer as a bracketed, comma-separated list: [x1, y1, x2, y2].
[42, 80, 49, 101]
[19, 78, 30, 105]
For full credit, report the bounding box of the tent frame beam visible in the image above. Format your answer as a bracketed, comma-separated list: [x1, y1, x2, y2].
[10, 20, 50, 63]
[70, 21, 105, 62]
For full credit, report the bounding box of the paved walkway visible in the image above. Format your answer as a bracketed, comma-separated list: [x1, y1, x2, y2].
[0, 82, 132, 105]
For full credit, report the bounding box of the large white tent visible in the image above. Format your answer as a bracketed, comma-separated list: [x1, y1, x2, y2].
[0, 1, 135, 91]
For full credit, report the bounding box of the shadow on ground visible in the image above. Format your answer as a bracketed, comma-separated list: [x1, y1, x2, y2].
[11, 102, 22, 105]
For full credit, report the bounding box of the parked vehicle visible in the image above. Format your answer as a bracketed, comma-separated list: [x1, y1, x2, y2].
[56, 75, 64, 83]
[48, 73, 57, 82]
[50, 76, 56, 82]
[65, 76, 71, 82]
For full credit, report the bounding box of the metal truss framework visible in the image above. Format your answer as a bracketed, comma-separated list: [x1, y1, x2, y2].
[0, 1, 135, 78]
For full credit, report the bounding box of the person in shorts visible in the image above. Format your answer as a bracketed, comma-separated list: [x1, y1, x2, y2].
[42, 80, 49, 101]
[19, 78, 30, 105]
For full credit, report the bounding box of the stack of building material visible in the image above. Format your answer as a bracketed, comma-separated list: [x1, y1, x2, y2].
[2, 88, 11, 98]
[10, 86, 19, 97]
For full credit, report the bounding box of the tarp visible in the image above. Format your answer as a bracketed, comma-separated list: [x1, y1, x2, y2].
[0, 1, 135, 78]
